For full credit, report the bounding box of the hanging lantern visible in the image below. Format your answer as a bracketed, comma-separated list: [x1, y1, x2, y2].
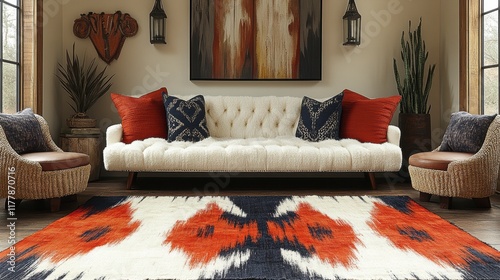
[150, 0, 167, 44]
[343, 0, 361, 46]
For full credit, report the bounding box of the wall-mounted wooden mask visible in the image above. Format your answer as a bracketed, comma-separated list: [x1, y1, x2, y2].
[73, 11, 138, 64]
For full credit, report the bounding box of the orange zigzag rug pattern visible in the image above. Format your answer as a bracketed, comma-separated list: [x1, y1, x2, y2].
[1, 195, 499, 279]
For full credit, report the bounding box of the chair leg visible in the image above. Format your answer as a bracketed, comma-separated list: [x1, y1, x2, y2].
[473, 197, 491, 208]
[4, 199, 22, 210]
[439, 196, 452, 209]
[419, 192, 432, 202]
[49, 198, 61, 212]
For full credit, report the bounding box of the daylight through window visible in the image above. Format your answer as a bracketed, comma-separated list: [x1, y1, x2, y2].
[482, 0, 500, 114]
[0, 0, 20, 113]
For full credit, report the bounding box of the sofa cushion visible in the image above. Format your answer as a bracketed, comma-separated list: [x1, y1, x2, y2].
[439, 111, 497, 153]
[409, 151, 474, 171]
[21, 152, 90, 171]
[296, 93, 343, 142]
[103, 136, 403, 172]
[0, 108, 50, 154]
[341, 89, 401, 144]
[163, 95, 210, 142]
[111, 87, 168, 144]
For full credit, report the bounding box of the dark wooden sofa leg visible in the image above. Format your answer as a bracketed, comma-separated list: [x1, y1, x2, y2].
[126, 172, 138, 190]
[473, 197, 491, 208]
[364, 172, 377, 190]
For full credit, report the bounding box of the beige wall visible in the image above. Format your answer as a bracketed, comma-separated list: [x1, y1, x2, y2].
[439, 0, 460, 146]
[43, 0, 457, 150]
[42, 0, 64, 137]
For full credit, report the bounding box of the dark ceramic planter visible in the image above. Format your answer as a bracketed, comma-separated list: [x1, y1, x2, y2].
[399, 113, 432, 178]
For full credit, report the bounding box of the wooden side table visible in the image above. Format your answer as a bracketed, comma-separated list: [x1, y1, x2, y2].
[60, 130, 101, 181]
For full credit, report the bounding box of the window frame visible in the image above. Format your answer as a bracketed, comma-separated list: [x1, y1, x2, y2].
[460, 0, 481, 114]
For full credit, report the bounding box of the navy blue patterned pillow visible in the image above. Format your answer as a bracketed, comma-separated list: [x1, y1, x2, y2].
[439, 111, 497, 153]
[163, 95, 210, 142]
[295, 93, 344, 142]
[0, 108, 50, 154]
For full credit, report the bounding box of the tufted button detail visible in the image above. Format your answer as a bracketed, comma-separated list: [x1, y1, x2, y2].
[244, 122, 248, 126]
[275, 122, 279, 127]
[215, 122, 218, 127]
[224, 109, 227, 113]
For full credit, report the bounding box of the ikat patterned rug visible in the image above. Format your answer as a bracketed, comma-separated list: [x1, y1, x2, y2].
[1, 195, 500, 279]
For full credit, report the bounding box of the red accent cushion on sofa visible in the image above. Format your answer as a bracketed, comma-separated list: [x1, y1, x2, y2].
[111, 88, 168, 144]
[341, 89, 401, 144]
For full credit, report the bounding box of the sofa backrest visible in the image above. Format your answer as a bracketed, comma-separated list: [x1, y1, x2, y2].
[204, 96, 302, 138]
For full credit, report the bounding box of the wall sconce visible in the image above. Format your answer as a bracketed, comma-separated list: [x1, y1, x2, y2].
[343, 0, 361, 45]
[150, 0, 167, 44]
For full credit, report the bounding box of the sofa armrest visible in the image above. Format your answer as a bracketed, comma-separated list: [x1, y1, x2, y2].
[106, 124, 123, 146]
[387, 125, 401, 146]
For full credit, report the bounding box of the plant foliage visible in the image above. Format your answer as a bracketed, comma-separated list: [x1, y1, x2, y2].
[57, 44, 114, 114]
[393, 18, 436, 114]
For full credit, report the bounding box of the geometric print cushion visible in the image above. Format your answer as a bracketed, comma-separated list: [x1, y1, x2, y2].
[0, 108, 50, 154]
[163, 94, 210, 142]
[295, 93, 344, 142]
[439, 111, 497, 153]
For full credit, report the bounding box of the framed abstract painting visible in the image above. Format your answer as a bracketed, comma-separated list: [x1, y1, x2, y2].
[190, 0, 322, 81]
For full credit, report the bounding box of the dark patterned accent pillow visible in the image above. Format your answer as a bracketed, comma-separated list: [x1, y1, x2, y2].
[0, 108, 50, 154]
[439, 111, 497, 153]
[295, 93, 344, 142]
[163, 95, 210, 142]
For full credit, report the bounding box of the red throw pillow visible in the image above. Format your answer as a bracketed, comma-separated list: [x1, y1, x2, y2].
[341, 89, 401, 143]
[111, 87, 168, 144]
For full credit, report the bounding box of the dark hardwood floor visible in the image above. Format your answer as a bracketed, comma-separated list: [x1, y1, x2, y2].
[1, 174, 500, 251]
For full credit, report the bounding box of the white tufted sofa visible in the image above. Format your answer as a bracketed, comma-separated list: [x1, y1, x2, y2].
[104, 96, 402, 189]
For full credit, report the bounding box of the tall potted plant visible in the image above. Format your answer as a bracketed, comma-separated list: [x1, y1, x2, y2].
[57, 44, 114, 128]
[393, 18, 436, 176]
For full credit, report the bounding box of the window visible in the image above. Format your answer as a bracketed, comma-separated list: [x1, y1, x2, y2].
[482, 0, 500, 114]
[0, 0, 41, 114]
[461, 0, 500, 114]
[1, 0, 20, 113]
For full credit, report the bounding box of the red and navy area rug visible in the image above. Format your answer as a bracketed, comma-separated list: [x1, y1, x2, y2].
[1, 195, 499, 279]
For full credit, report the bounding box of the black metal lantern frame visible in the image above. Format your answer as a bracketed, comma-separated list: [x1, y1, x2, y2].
[150, 0, 167, 44]
[343, 0, 361, 46]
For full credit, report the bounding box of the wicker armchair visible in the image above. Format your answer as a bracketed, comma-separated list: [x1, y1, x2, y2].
[409, 116, 500, 208]
[0, 114, 91, 211]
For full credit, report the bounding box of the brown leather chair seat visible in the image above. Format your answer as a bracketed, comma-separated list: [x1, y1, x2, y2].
[21, 152, 90, 171]
[409, 151, 474, 171]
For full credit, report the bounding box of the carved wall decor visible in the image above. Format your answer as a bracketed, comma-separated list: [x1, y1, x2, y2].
[74, 11, 138, 64]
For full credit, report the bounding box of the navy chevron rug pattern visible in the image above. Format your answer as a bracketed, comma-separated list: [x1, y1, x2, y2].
[1, 195, 499, 279]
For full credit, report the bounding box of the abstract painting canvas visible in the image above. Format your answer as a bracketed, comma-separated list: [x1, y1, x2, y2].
[190, 0, 322, 80]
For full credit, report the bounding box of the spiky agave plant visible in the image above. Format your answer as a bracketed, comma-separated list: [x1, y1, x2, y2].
[393, 18, 436, 114]
[57, 44, 114, 117]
